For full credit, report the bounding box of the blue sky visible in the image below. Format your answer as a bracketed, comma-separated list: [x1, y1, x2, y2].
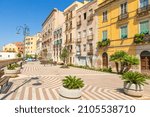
[0, 0, 82, 50]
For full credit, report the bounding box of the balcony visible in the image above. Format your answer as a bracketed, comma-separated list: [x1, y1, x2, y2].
[134, 34, 150, 44]
[118, 13, 129, 21]
[77, 20, 81, 27]
[137, 4, 150, 17]
[87, 35, 93, 41]
[87, 14, 94, 22]
[76, 38, 81, 43]
[76, 51, 81, 56]
[87, 50, 93, 55]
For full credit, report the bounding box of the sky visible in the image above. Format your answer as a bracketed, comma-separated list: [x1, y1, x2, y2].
[0, 0, 83, 50]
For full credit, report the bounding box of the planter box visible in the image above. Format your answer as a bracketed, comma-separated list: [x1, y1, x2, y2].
[124, 82, 144, 97]
[59, 86, 82, 100]
[5, 69, 18, 77]
[15, 67, 21, 74]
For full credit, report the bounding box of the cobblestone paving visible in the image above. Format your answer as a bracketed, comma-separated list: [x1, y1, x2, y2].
[0, 62, 150, 100]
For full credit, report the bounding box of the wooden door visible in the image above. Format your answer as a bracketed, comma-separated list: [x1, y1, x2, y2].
[102, 53, 108, 68]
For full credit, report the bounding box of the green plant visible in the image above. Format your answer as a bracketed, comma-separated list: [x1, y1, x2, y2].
[17, 53, 21, 58]
[102, 67, 112, 73]
[7, 64, 16, 70]
[97, 39, 110, 48]
[121, 71, 150, 85]
[134, 33, 144, 44]
[62, 76, 84, 89]
[60, 47, 69, 66]
[110, 51, 139, 74]
[13, 63, 20, 68]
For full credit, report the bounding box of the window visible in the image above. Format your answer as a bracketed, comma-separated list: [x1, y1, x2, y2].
[102, 31, 108, 41]
[140, 21, 149, 34]
[121, 2, 127, 14]
[83, 30, 86, 37]
[78, 32, 81, 38]
[120, 25, 128, 39]
[83, 44, 86, 51]
[84, 12, 87, 20]
[89, 28, 93, 35]
[140, 0, 149, 8]
[103, 11, 107, 22]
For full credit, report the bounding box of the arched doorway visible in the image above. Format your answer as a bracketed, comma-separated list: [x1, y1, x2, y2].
[140, 51, 150, 72]
[102, 52, 108, 68]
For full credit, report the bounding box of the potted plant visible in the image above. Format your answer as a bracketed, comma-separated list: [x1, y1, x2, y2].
[13, 63, 21, 73]
[59, 75, 84, 100]
[121, 71, 150, 97]
[5, 64, 18, 77]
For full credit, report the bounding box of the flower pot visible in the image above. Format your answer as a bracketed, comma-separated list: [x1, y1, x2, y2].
[123, 82, 144, 97]
[5, 69, 18, 77]
[59, 86, 82, 100]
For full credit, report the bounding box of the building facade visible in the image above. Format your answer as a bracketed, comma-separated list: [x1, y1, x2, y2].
[64, 1, 86, 64]
[25, 35, 37, 57]
[53, 25, 65, 62]
[96, 0, 150, 72]
[75, 0, 98, 67]
[2, 43, 18, 53]
[14, 42, 24, 54]
[42, 8, 64, 60]
[36, 32, 42, 58]
[0, 52, 17, 60]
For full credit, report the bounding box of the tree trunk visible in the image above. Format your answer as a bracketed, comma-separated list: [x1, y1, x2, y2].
[115, 62, 119, 73]
[120, 62, 125, 74]
[124, 64, 131, 73]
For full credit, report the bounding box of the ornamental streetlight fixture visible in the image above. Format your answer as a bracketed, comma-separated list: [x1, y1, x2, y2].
[16, 24, 30, 59]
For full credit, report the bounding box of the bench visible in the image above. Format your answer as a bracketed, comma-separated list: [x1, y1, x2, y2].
[0, 76, 10, 94]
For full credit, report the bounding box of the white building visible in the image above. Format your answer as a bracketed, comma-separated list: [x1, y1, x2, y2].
[0, 52, 17, 60]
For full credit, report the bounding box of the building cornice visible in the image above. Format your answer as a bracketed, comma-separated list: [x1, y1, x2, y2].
[42, 8, 58, 27]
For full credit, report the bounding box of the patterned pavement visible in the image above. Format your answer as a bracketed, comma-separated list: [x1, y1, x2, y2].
[0, 62, 150, 100]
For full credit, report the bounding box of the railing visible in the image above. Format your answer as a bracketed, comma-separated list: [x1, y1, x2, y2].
[77, 20, 81, 27]
[87, 50, 93, 55]
[137, 4, 150, 17]
[76, 38, 81, 43]
[118, 12, 129, 21]
[87, 35, 93, 41]
[87, 14, 94, 22]
[76, 51, 81, 56]
[0, 58, 22, 69]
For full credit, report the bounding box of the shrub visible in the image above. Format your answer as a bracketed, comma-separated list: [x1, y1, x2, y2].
[62, 76, 84, 89]
[121, 71, 150, 85]
[7, 64, 16, 70]
[102, 67, 112, 73]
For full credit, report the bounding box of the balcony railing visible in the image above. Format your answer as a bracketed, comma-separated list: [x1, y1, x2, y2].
[137, 4, 150, 17]
[76, 38, 81, 43]
[87, 50, 93, 55]
[77, 20, 81, 27]
[76, 51, 81, 56]
[87, 35, 93, 41]
[134, 34, 150, 44]
[87, 14, 94, 22]
[118, 12, 129, 21]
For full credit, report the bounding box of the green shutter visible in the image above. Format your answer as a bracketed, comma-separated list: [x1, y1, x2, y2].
[102, 31, 107, 41]
[140, 21, 149, 34]
[121, 26, 127, 39]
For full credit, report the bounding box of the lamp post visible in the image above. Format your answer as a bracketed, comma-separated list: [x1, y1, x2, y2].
[16, 24, 30, 59]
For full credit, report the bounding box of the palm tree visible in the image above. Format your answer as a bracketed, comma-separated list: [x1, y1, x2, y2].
[110, 51, 139, 74]
[60, 47, 69, 66]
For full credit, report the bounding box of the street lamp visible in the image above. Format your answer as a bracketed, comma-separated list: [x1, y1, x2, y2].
[16, 24, 30, 59]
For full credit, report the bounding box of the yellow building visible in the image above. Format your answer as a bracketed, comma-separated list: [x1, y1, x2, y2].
[25, 35, 37, 57]
[96, 0, 150, 72]
[3, 43, 18, 53]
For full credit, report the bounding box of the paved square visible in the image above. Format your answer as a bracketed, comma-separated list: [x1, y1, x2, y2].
[0, 62, 150, 100]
